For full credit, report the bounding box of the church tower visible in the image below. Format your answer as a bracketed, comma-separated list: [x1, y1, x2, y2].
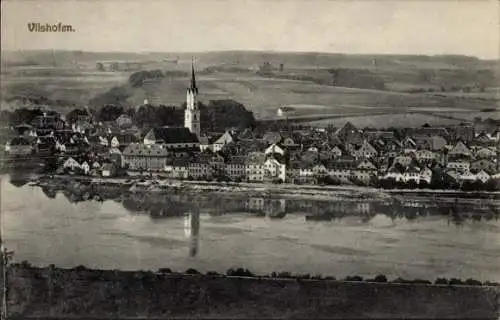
[184, 61, 200, 138]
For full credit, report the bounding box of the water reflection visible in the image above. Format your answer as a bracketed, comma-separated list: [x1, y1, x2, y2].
[27, 179, 500, 226]
[184, 211, 200, 257]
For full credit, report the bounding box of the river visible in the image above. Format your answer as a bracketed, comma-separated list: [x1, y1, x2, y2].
[1, 174, 499, 282]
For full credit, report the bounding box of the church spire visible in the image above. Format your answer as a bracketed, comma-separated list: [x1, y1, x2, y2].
[189, 58, 198, 94]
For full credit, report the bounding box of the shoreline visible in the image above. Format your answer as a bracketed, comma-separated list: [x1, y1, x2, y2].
[31, 174, 500, 200]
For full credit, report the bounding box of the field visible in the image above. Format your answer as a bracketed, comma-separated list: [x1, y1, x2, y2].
[0, 66, 129, 113]
[1, 50, 499, 126]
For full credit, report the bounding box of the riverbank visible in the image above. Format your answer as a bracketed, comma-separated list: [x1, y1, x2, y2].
[33, 174, 500, 201]
[6, 263, 500, 319]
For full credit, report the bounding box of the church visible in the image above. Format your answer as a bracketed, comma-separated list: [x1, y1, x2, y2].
[184, 62, 201, 138]
[142, 62, 202, 149]
[124, 63, 203, 169]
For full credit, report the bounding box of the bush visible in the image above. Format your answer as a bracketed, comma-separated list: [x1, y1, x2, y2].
[411, 279, 432, 285]
[391, 277, 409, 284]
[158, 268, 172, 273]
[185, 268, 200, 275]
[206, 271, 221, 276]
[449, 278, 464, 285]
[434, 277, 449, 285]
[464, 278, 482, 286]
[226, 268, 254, 277]
[72, 265, 89, 272]
[345, 275, 363, 282]
[277, 271, 292, 278]
[372, 274, 388, 283]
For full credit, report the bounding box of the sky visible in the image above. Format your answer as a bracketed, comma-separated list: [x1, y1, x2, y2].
[1, 0, 499, 59]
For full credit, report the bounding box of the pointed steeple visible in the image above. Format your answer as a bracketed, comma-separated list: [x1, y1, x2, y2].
[189, 58, 198, 94]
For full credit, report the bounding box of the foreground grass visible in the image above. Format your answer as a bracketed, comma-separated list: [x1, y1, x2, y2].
[6, 264, 500, 319]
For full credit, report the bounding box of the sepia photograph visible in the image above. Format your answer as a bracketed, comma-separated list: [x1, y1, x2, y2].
[0, 0, 499, 318]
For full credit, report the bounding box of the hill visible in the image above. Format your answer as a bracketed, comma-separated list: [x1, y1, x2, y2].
[1, 50, 499, 124]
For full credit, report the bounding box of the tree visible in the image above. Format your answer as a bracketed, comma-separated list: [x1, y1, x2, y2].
[434, 278, 449, 285]
[97, 104, 124, 122]
[372, 274, 388, 283]
[96, 62, 105, 71]
[109, 62, 119, 71]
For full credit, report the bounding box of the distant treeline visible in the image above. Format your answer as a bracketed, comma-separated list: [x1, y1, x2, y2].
[256, 66, 387, 91]
[128, 69, 189, 88]
[10, 261, 500, 287]
[0, 99, 256, 134]
[129, 69, 165, 87]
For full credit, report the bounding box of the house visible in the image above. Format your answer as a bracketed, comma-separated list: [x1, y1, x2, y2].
[299, 162, 314, 178]
[164, 158, 189, 179]
[476, 170, 490, 183]
[188, 158, 212, 180]
[401, 137, 417, 152]
[276, 106, 296, 117]
[225, 156, 246, 181]
[414, 149, 438, 162]
[312, 163, 328, 177]
[198, 136, 215, 152]
[101, 163, 116, 177]
[326, 157, 358, 181]
[63, 157, 81, 170]
[109, 148, 123, 168]
[351, 159, 378, 184]
[264, 156, 286, 182]
[245, 152, 266, 182]
[420, 167, 433, 184]
[122, 143, 170, 171]
[208, 153, 226, 176]
[470, 159, 496, 173]
[212, 131, 234, 153]
[143, 127, 199, 151]
[383, 165, 405, 182]
[90, 161, 101, 175]
[448, 141, 472, 158]
[352, 140, 378, 159]
[335, 122, 363, 144]
[5, 137, 34, 156]
[265, 143, 285, 156]
[446, 160, 470, 173]
[81, 161, 90, 175]
[429, 135, 448, 151]
[475, 147, 496, 159]
[109, 136, 120, 148]
[402, 165, 421, 183]
[392, 155, 413, 167]
[286, 161, 302, 183]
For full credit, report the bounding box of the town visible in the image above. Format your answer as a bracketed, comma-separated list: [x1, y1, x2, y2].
[2, 63, 500, 192]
